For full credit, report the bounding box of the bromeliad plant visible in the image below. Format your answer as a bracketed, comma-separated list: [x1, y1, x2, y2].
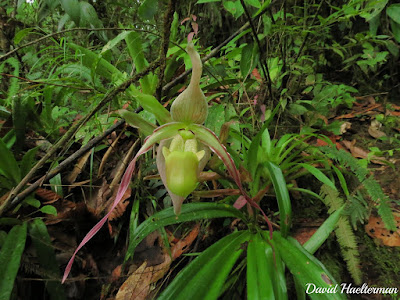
[62, 42, 346, 299]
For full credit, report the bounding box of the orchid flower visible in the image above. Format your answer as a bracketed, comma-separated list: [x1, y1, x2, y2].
[62, 42, 272, 283]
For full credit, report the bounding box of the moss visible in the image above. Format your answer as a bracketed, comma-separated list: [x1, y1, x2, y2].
[359, 231, 400, 287]
[319, 250, 345, 284]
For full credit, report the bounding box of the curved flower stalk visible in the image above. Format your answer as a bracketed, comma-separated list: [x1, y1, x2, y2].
[170, 43, 208, 124]
[62, 42, 272, 283]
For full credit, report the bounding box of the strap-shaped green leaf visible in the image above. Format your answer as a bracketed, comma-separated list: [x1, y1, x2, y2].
[125, 202, 246, 262]
[0, 223, 27, 300]
[68, 42, 120, 81]
[247, 233, 287, 300]
[29, 219, 66, 300]
[273, 232, 346, 300]
[303, 205, 345, 254]
[158, 231, 251, 300]
[0, 138, 20, 185]
[68, 43, 171, 124]
[60, 0, 80, 25]
[118, 109, 156, 136]
[264, 161, 291, 237]
[298, 163, 337, 191]
[125, 31, 156, 94]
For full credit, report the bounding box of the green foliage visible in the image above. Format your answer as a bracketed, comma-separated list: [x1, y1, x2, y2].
[0, 58, 20, 106]
[125, 202, 245, 262]
[274, 232, 345, 300]
[320, 146, 396, 230]
[29, 219, 66, 300]
[247, 233, 287, 300]
[0, 222, 27, 300]
[2, 0, 399, 297]
[320, 184, 362, 285]
[0, 137, 21, 185]
[158, 231, 250, 300]
[264, 161, 291, 237]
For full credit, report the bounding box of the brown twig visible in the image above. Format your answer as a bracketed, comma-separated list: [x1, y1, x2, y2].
[5, 119, 125, 211]
[156, 0, 177, 101]
[239, 0, 273, 99]
[0, 60, 160, 215]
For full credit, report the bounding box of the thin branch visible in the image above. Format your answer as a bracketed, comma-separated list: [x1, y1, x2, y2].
[156, 0, 176, 100]
[0, 59, 160, 215]
[239, 0, 273, 99]
[0, 27, 159, 62]
[0, 72, 94, 92]
[294, 0, 324, 64]
[6, 119, 126, 211]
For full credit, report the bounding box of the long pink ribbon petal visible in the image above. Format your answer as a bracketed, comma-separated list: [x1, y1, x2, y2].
[62, 123, 184, 283]
[62, 145, 151, 283]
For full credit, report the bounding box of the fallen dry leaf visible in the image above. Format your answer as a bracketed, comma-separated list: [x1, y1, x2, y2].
[335, 103, 382, 120]
[342, 139, 386, 164]
[35, 187, 62, 203]
[86, 179, 112, 217]
[292, 227, 318, 245]
[65, 150, 92, 184]
[171, 224, 200, 259]
[116, 224, 200, 300]
[340, 121, 352, 134]
[116, 262, 153, 300]
[108, 186, 131, 221]
[365, 214, 400, 247]
[368, 120, 386, 139]
[98, 130, 124, 177]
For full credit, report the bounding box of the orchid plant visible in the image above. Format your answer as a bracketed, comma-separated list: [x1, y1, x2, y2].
[62, 42, 271, 283]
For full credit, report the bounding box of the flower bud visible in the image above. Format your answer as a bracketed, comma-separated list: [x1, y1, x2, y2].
[170, 42, 208, 124]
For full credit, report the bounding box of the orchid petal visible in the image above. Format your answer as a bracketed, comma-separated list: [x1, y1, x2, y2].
[62, 122, 184, 283]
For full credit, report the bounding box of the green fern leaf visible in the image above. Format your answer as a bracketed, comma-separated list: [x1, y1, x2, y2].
[320, 184, 362, 284]
[320, 146, 396, 231]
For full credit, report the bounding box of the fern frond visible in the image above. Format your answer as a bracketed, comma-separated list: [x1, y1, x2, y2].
[346, 192, 368, 229]
[0, 57, 20, 106]
[320, 184, 362, 284]
[320, 146, 396, 231]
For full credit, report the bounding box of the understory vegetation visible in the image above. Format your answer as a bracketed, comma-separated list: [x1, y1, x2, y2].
[0, 0, 400, 299]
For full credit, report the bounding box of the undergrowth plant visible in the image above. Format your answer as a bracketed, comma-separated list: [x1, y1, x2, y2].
[1, 0, 399, 299]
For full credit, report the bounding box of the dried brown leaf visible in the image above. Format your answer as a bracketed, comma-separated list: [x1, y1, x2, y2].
[365, 214, 400, 247]
[116, 262, 152, 300]
[342, 139, 386, 164]
[65, 150, 92, 184]
[171, 224, 200, 259]
[98, 130, 124, 177]
[35, 188, 62, 203]
[368, 120, 386, 139]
